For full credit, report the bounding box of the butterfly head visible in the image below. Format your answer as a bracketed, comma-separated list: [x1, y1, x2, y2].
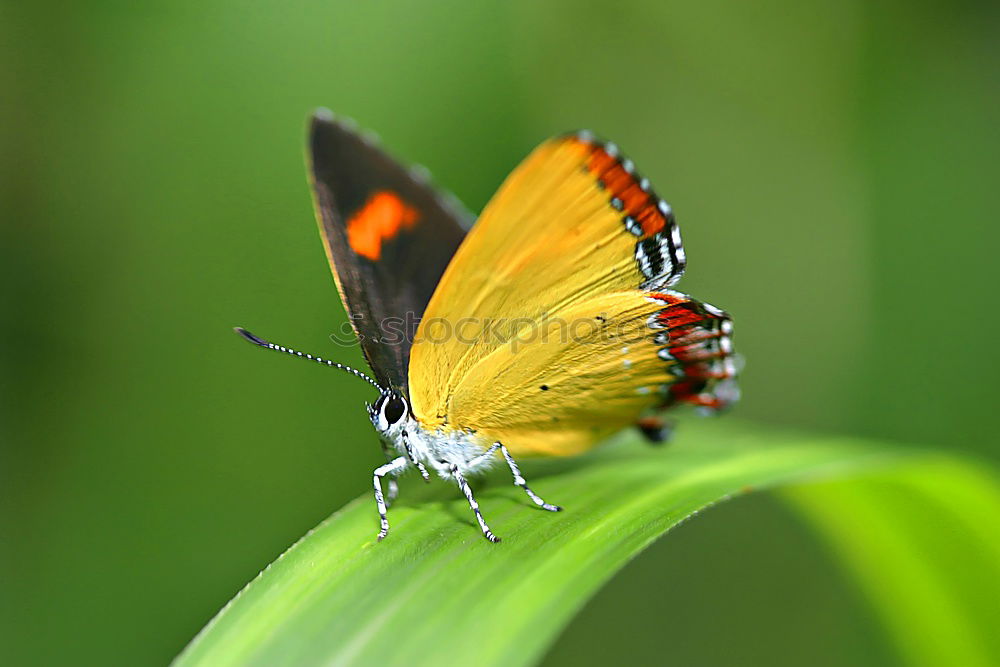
[369, 391, 411, 435]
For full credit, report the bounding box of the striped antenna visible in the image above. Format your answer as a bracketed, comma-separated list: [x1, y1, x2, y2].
[234, 327, 385, 393]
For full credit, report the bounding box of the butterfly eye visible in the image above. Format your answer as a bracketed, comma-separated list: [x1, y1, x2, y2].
[382, 394, 407, 425]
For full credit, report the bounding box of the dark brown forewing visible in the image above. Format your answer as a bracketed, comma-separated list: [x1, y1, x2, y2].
[308, 110, 469, 392]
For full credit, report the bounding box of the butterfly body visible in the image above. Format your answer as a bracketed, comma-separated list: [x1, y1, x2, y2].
[237, 110, 738, 542]
[370, 393, 496, 480]
[363, 390, 558, 542]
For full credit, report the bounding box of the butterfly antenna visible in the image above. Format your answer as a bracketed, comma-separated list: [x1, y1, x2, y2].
[234, 327, 385, 393]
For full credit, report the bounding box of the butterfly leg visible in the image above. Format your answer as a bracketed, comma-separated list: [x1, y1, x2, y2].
[499, 444, 562, 512]
[378, 441, 400, 506]
[465, 443, 561, 512]
[402, 430, 430, 481]
[374, 456, 408, 541]
[451, 464, 501, 543]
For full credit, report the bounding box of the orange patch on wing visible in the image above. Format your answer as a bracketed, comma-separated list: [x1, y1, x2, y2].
[572, 137, 671, 237]
[346, 191, 419, 260]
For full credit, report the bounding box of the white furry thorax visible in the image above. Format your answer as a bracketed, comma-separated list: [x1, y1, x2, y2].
[369, 394, 495, 478]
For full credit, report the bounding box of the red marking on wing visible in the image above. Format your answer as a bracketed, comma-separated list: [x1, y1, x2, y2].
[654, 301, 709, 331]
[573, 137, 672, 237]
[346, 191, 419, 261]
[648, 291, 738, 411]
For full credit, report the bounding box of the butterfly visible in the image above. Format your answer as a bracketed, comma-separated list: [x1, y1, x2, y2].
[236, 109, 739, 542]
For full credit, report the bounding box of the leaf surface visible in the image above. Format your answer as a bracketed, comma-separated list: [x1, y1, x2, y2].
[174, 421, 998, 666]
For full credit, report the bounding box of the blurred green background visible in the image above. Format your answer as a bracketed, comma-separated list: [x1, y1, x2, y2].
[2, 1, 998, 665]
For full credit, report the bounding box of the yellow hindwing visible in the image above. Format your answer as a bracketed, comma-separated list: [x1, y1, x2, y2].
[409, 134, 689, 457]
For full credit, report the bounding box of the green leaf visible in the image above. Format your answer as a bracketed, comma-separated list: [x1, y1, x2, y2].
[173, 421, 999, 666]
[780, 456, 1000, 667]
